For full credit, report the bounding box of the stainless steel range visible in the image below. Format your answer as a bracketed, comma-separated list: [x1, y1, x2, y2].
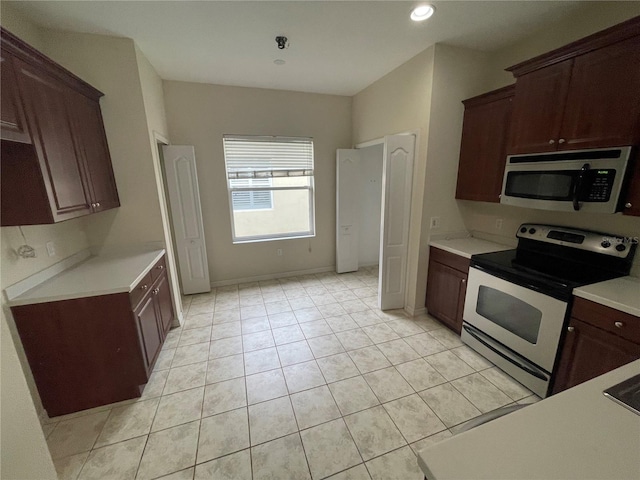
[461, 224, 636, 398]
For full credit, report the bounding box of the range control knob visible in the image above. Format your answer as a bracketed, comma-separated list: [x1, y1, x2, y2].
[520, 227, 527, 233]
[615, 244, 627, 252]
[528, 228, 537, 234]
[601, 241, 611, 248]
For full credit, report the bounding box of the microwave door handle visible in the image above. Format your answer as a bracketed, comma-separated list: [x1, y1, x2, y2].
[572, 163, 590, 211]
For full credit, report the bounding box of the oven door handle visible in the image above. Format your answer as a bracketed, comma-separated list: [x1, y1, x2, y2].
[572, 163, 590, 211]
[462, 324, 549, 381]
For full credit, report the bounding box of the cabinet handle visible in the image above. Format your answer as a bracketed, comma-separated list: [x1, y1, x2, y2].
[96, 202, 101, 207]
[567, 326, 575, 332]
[91, 203, 96, 208]
[625, 202, 632, 209]
[157, 265, 164, 270]
[153, 288, 160, 295]
[614, 321, 624, 329]
[558, 138, 566, 144]
[461, 279, 466, 284]
[141, 284, 148, 290]
[548, 139, 555, 145]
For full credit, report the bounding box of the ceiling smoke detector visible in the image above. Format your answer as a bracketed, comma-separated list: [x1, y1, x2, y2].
[275, 36, 289, 49]
[410, 4, 436, 22]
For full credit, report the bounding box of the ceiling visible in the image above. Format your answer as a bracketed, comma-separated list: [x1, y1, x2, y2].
[7, 1, 584, 96]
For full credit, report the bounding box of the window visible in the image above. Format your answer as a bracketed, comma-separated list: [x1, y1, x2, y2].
[223, 135, 315, 243]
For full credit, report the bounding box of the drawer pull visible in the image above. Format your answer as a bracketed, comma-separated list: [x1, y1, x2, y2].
[157, 265, 164, 270]
[141, 284, 148, 291]
[567, 326, 575, 332]
[153, 288, 160, 295]
[614, 321, 624, 329]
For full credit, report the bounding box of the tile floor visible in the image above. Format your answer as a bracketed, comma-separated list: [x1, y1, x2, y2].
[44, 268, 540, 480]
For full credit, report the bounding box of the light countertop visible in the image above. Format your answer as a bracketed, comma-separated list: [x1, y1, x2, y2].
[7, 249, 165, 307]
[573, 276, 640, 317]
[429, 237, 512, 259]
[417, 359, 640, 480]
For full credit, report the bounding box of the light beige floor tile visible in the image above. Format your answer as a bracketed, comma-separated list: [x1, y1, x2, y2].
[151, 387, 204, 432]
[262, 291, 287, 303]
[329, 376, 379, 416]
[246, 369, 288, 404]
[78, 435, 146, 480]
[183, 313, 214, 330]
[305, 285, 329, 296]
[480, 367, 532, 400]
[197, 408, 250, 463]
[363, 367, 414, 403]
[300, 418, 362, 479]
[385, 319, 425, 337]
[307, 334, 345, 358]
[242, 330, 275, 352]
[268, 312, 298, 329]
[206, 354, 244, 384]
[277, 340, 314, 366]
[203, 377, 247, 417]
[318, 303, 348, 318]
[450, 373, 512, 413]
[209, 336, 243, 359]
[163, 329, 181, 349]
[290, 385, 341, 430]
[341, 299, 369, 314]
[362, 324, 400, 344]
[289, 296, 315, 310]
[188, 302, 215, 317]
[428, 327, 464, 349]
[332, 290, 359, 303]
[413, 315, 442, 332]
[326, 464, 371, 480]
[383, 394, 447, 443]
[141, 369, 170, 399]
[215, 298, 240, 312]
[172, 343, 210, 367]
[365, 445, 423, 480]
[351, 287, 377, 299]
[160, 467, 195, 479]
[94, 398, 159, 447]
[283, 360, 326, 393]
[325, 314, 359, 333]
[213, 309, 240, 324]
[349, 310, 383, 328]
[344, 406, 406, 461]
[348, 346, 391, 374]
[244, 346, 281, 375]
[517, 394, 542, 405]
[336, 329, 374, 351]
[419, 383, 481, 427]
[47, 410, 110, 459]
[178, 326, 212, 347]
[294, 306, 324, 323]
[155, 348, 176, 370]
[272, 324, 305, 345]
[210, 321, 242, 340]
[300, 319, 334, 339]
[403, 333, 447, 357]
[317, 353, 360, 383]
[137, 421, 199, 480]
[54, 452, 89, 480]
[410, 430, 453, 455]
[265, 300, 292, 315]
[395, 358, 447, 391]
[284, 288, 308, 300]
[239, 295, 263, 307]
[424, 350, 476, 381]
[376, 339, 420, 365]
[251, 433, 311, 480]
[450, 345, 493, 371]
[195, 449, 251, 480]
[42, 422, 57, 439]
[241, 316, 270, 334]
[249, 396, 298, 445]
[240, 304, 268, 321]
[164, 362, 207, 395]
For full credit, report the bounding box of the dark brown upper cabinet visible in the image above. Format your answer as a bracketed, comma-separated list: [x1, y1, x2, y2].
[456, 85, 514, 203]
[506, 16, 640, 155]
[0, 27, 119, 226]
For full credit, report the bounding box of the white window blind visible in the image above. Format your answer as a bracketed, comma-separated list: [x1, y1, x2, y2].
[230, 178, 273, 210]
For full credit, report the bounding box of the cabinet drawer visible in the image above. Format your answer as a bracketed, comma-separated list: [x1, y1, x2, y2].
[130, 271, 153, 308]
[429, 246, 470, 274]
[150, 256, 167, 282]
[571, 297, 640, 344]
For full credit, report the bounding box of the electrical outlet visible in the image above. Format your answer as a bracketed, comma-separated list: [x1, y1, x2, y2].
[277, 249, 283, 256]
[430, 217, 441, 229]
[496, 218, 503, 230]
[46, 241, 56, 257]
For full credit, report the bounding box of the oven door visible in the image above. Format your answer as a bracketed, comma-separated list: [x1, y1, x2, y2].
[463, 267, 567, 372]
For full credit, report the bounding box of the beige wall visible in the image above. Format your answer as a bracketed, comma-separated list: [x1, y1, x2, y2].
[352, 47, 435, 313]
[163, 81, 352, 283]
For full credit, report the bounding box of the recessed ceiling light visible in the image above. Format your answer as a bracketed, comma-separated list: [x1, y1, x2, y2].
[410, 4, 435, 22]
[274, 59, 286, 65]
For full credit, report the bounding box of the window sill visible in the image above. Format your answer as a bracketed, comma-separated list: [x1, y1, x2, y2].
[232, 233, 315, 245]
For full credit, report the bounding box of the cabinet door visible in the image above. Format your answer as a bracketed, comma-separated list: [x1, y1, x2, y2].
[154, 273, 174, 335]
[14, 58, 92, 221]
[135, 294, 162, 370]
[622, 153, 640, 216]
[68, 89, 120, 212]
[553, 318, 640, 394]
[507, 60, 573, 154]
[0, 49, 30, 143]
[456, 89, 513, 202]
[559, 36, 640, 150]
[425, 260, 467, 334]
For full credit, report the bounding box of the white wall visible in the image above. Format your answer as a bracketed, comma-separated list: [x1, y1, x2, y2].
[163, 81, 352, 284]
[358, 144, 383, 266]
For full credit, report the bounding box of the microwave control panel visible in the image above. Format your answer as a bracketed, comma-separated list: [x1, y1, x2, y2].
[584, 169, 616, 202]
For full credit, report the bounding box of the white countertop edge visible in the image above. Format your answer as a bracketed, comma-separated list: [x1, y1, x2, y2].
[6, 249, 166, 307]
[573, 287, 640, 317]
[429, 238, 513, 259]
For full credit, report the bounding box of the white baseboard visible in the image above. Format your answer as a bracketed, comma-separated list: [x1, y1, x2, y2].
[209, 265, 335, 288]
[404, 305, 426, 317]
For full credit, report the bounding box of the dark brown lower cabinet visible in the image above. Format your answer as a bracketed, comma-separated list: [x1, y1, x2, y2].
[11, 256, 174, 416]
[553, 298, 640, 394]
[425, 247, 469, 334]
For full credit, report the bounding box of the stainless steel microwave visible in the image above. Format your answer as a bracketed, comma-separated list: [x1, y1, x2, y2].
[500, 147, 633, 213]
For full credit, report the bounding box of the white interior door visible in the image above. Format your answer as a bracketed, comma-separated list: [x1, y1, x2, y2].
[162, 145, 211, 294]
[379, 135, 415, 310]
[336, 149, 361, 273]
